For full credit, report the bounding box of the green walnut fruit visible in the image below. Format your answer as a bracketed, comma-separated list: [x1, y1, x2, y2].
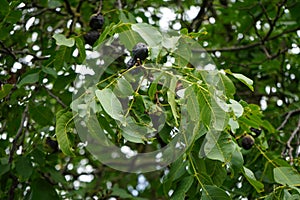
[84, 30, 100, 46]
[241, 135, 255, 150]
[89, 14, 104, 30]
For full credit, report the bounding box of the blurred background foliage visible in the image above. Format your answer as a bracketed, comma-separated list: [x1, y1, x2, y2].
[0, 0, 300, 199]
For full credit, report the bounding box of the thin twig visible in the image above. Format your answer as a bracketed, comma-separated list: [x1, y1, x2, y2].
[45, 87, 67, 108]
[277, 108, 300, 130]
[196, 26, 300, 53]
[97, 0, 103, 14]
[8, 105, 29, 163]
[116, 0, 122, 10]
[286, 117, 300, 164]
[189, 0, 210, 31]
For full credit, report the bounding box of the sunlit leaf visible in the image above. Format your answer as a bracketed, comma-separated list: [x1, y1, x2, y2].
[274, 167, 300, 186]
[114, 77, 134, 98]
[55, 109, 75, 156]
[171, 176, 194, 200]
[53, 33, 75, 47]
[243, 167, 264, 193]
[95, 88, 126, 124]
[202, 185, 231, 200]
[167, 76, 179, 126]
[17, 72, 39, 88]
[231, 73, 254, 91]
[0, 84, 13, 99]
[132, 23, 162, 47]
[200, 130, 235, 162]
[229, 99, 244, 118]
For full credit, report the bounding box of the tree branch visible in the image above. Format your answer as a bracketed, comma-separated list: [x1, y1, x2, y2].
[8, 105, 29, 163]
[189, 0, 211, 31]
[286, 117, 300, 164]
[198, 26, 300, 53]
[97, 0, 103, 14]
[277, 109, 300, 130]
[116, 0, 122, 10]
[45, 87, 67, 108]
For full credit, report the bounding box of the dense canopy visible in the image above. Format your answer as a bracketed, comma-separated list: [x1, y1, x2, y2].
[0, 0, 300, 199]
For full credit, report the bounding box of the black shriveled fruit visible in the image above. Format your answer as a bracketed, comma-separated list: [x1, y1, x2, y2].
[84, 30, 100, 46]
[241, 135, 255, 150]
[89, 14, 104, 30]
[44, 137, 59, 153]
[127, 42, 148, 68]
[250, 127, 262, 137]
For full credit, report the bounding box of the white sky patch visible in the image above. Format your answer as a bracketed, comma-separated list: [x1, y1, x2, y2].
[79, 174, 94, 182]
[26, 17, 35, 30]
[203, 63, 216, 70]
[12, 62, 22, 73]
[121, 146, 137, 158]
[289, 43, 300, 54]
[185, 6, 200, 21]
[159, 7, 176, 30]
[75, 65, 95, 76]
[260, 96, 268, 110]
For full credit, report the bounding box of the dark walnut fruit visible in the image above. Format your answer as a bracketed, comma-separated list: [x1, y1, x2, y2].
[250, 127, 262, 137]
[241, 135, 255, 150]
[84, 30, 100, 46]
[89, 14, 104, 30]
[44, 137, 59, 153]
[127, 42, 148, 68]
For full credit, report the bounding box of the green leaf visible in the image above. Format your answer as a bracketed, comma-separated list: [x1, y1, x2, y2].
[0, 0, 9, 15]
[54, 46, 71, 70]
[95, 88, 126, 124]
[117, 24, 143, 50]
[162, 35, 180, 50]
[228, 118, 239, 133]
[30, 178, 59, 200]
[17, 72, 39, 88]
[53, 33, 75, 47]
[229, 148, 244, 177]
[94, 22, 117, 48]
[132, 23, 162, 47]
[274, 167, 300, 186]
[42, 66, 57, 78]
[120, 117, 147, 143]
[55, 109, 75, 156]
[167, 76, 179, 126]
[231, 73, 254, 91]
[242, 167, 264, 193]
[200, 130, 235, 163]
[29, 104, 54, 126]
[196, 85, 228, 131]
[114, 77, 134, 98]
[202, 185, 231, 200]
[119, 11, 136, 23]
[229, 99, 244, 118]
[170, 176, 194, 200]
[15, 156, 33, 180]
[163, 157, 187, 195]
[0, 84, 13, 99]
[205, 160, 227, 187]
[111, 185, 147, 199]
[185, 86, 200, 121]
[218, 73, 235, 98]
[0, 163, 10, 176]
[180, 28, 188, 35]
[75, 37, 86, 63]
